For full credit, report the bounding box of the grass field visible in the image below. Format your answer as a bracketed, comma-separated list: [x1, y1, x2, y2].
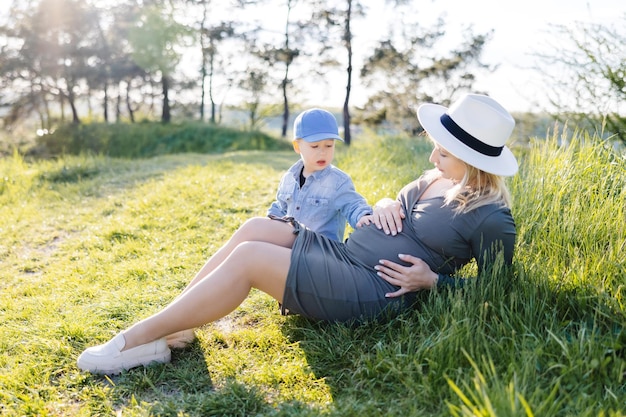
[0, 132, 625, 416]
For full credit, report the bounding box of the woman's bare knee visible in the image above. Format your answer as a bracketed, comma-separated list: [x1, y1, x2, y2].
[236, 217, 296, 248]
[230, 241, 290, 301]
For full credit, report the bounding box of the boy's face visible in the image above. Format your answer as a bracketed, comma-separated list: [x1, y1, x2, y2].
[293, 139, 336, 176]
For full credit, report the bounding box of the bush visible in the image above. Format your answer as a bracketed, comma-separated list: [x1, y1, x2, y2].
[33, 122, 291, 158]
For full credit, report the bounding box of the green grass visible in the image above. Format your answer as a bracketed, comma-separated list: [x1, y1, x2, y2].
[1, 132, 625, 416]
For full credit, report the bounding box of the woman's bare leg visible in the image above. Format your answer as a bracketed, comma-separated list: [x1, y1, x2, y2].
[181, 217, 296, 294]
[165, 217, 296, 346]
[166, 217, 296, 345]
[123, 240, 292, 350]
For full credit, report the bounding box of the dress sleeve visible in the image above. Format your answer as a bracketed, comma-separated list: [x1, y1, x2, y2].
[437, 208, 516, 288]
[472, 208, 516, 272]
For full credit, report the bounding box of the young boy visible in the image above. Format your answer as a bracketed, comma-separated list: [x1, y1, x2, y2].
[267, 108, 371, 242]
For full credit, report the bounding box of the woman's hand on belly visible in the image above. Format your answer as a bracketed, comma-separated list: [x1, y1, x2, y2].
[374, 253, 439, 297]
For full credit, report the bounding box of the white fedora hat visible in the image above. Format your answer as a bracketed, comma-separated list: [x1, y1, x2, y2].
[417, 93, 518, 176]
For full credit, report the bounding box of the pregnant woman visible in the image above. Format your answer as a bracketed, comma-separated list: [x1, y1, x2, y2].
[78, 93, 518, 375]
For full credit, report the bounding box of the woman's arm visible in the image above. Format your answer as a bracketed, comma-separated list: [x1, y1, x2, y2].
[471, 210, 516, 273]
[434, 211, 515, 288]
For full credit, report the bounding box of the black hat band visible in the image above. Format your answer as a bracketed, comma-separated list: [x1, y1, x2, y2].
[440, 113, 503, 157]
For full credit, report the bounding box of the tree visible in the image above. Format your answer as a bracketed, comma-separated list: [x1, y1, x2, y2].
[0, 0, 152, 126]
[359, 14, 492, 133]
[128, 5, 190, 123]
[184, 0, 237, 123]
[276, 0, 299, 138]
[313, 0, 365, 145]
[0, 0, 102, 126]
[201, 21, 236, 124]
[534, 16, 626, 143]
[252, 0, 313, 138]
[88, 1, 147, 123]
[238, 67, 270, 130]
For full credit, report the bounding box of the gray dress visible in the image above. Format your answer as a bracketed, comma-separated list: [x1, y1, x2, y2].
[281, 176, 516, 322]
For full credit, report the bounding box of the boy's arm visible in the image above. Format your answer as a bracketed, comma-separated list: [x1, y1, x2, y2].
[335, 178, 372, 228]
[267, 175, 289, 217]
[267, 199, 287, 217]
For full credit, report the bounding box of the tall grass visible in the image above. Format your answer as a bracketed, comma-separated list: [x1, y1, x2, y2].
[0, 131, 624, 416]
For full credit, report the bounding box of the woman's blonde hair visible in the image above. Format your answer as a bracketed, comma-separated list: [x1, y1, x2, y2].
[423, 152, 512, 214]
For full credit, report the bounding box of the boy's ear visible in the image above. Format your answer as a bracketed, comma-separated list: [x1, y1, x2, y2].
[292, 140, 301, 153]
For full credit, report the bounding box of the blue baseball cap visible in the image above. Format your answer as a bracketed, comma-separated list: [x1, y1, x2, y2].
[293, 108, 343, 142]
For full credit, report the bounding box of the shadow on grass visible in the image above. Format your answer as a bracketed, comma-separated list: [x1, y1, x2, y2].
[40, 150, 296, 197]
[80, 340, 272, 416]
[82, 338, 329, 416]
[80, 341, 214, 414]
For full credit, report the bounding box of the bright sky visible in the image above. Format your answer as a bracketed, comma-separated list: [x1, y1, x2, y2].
[0, 0, 622, 114]
[337, 0, 624, 112]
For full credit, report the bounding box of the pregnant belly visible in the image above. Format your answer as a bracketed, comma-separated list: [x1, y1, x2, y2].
[345, 223, 420, 268]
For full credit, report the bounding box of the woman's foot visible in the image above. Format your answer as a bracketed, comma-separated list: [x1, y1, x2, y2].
[165, 329, 196, 349]
[77, 333, 171, 375]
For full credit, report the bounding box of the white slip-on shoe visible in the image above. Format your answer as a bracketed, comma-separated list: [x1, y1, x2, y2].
[77, 333, 171, 375]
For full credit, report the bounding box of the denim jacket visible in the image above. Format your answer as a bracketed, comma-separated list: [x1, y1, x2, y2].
[267, 160, 371, 241]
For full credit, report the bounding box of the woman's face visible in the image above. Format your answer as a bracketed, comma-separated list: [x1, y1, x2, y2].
[429, 143, 467, 182]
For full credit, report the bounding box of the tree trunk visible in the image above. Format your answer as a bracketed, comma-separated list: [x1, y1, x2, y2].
[200, 63, 206, 122]
[209, 46, 216, 124]
[125, 80, 135, 123]
[161, 74, 171, 123]
[103, 82, 109, 123]
[199, 0, 208, 122]
[281, 73, 289, 137]
[59, 92, 65, 122]
[281, 0, 294, 138]
[343, 0, 353, 145]
[67, 88, 81, 124]
[116, 92, 121, 123]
